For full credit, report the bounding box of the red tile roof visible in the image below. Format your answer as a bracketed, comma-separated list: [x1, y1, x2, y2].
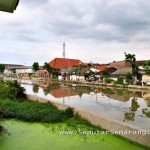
[49, 58, 86, 69]
[94, 64, 107, 71]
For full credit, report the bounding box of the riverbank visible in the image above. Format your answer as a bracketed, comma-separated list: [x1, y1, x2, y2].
[26, 94, 150, 148]
[2, 76, 150, 91]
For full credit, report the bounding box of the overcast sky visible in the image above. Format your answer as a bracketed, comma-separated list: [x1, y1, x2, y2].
[0, 0, 150, 66]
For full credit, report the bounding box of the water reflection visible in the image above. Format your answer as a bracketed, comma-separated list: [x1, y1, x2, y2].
[123, 98, 140, 122]
[6, 78, 149, 130]
[31, 81, 150, 121]
[32, 85, 39, 93]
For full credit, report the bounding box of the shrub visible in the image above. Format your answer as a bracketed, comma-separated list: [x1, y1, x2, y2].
[0, 80, 26, 99]
[64, 107, 74, 118]
[105, 78, 113, 83]
[115, 78, 124, 85]
[0, 100, 74, 123]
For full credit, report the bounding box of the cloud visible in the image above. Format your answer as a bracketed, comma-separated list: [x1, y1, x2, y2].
[0, 0, 150, 65]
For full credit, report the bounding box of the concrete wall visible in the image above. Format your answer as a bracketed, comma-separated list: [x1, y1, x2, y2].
[27, 94, 150, 148]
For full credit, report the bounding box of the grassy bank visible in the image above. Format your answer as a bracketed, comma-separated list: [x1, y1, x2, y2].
[0, 99, 74, 123]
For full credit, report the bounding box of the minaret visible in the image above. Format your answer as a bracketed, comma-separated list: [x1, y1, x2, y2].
[63, 42, 66, 58]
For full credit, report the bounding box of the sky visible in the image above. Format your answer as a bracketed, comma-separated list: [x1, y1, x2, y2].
[0, 0, 150, 66]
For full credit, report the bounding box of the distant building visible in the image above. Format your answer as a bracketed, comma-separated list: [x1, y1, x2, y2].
[4, 64, 34, 76]
[109, 60, 148, 70]
[49, 58, 86, 70]
[109, 61, 131, 70]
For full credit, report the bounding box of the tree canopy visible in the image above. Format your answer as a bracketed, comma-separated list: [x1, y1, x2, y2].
[143, 60, 150, 74]
[32, 62, 39, 72]
[124, 53, 138, 78]
[43, 62, 52, 73]
[0, 64, 5, 73]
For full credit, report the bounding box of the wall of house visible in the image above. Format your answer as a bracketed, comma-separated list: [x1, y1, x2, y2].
[16, 68, 34, 74]
[142, 75, 150, 85]
[70, 75, 77, 81]
[58, 76, 63, 81]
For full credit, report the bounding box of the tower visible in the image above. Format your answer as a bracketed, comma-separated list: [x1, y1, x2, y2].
[63, 42, 66, 58]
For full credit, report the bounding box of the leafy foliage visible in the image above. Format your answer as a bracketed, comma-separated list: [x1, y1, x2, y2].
[100, 70, 109, 78]
[124, 52, 139, 80]
[0, 64, 5, 73]
[43, 62, 52, 73]
[143, 60, 150, 74]
[105, 78, 113, 83]
[115, 78, 124, 85]
[124, 52, 136, 63]
[0, 99, 74, 123]
[32, 62, 39, 72]
[0, 80, 26, 99]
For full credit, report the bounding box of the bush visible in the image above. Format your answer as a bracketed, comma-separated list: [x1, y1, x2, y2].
[115, 78, 124, 85]
[0, 80, 26, 99]
[64, 107, 74, 118]
[0, 99, 74, 123]
[105, 78, 113, 83]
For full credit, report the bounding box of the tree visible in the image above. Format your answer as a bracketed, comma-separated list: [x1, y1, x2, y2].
[124, 53, 136, 63]
[125, 72, 133, 84]
[143, 60, 150, 74]
[100, 70, 109, 78]
[43, 62, 52, 73]
[87, 63, 92, 68]
[124, 52, 139, 79]
[0, 107, 4, 133]
[32, 62, 39, 72]
[0, 64, 5, 73]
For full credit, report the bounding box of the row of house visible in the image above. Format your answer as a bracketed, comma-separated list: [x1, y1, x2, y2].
[48, 58, 150, 85]
[2, 58, 150, 85]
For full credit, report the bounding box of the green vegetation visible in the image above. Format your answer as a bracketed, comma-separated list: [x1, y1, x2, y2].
[0, 120, 146, 150]
[143, 60, 150, 74]
[0, 64, 5, 73]
[0, 80, 26, 100]
[0, 80, 149, 149]
[32, 62, 39, 72]
[43, 62, 52, 73]
[0, 107, 4, 133]
[124, 52, 139, 81]
[104, 77, 113, 83]
[29, 73, 36, 77]
[0, 99, 74, 123]
[100, 70, 109, 78]
[115, 77, 124, 85]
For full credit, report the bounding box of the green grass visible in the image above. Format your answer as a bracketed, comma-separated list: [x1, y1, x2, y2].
[0, 99, 73, 123]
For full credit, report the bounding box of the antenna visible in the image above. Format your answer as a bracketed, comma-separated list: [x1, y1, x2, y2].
[63, 42, 66, 58]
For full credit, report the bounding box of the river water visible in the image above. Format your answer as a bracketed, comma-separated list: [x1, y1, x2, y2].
[18, 79, 150, 131]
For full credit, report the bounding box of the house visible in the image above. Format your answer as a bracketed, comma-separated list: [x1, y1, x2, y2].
[4, 64, 34, 76]
[109, 60, 148, 70]
[69, 66, 89, 81]
[111, 67, 132, 81]
[38, 68, 50, 78]
[49, 58, 86, 71]
[109, 61, 131, 70]
[142, 75, 150, 85]
[58, 67, 72, 80]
